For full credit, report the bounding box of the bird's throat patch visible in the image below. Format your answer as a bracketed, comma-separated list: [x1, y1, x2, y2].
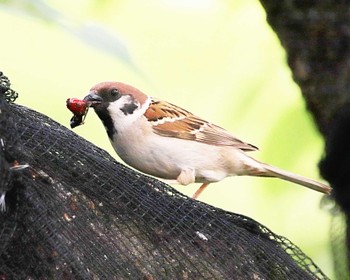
[94, 106, 116, 139]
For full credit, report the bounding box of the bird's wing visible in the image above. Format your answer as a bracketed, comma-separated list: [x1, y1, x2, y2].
[144, 99, 258, 151]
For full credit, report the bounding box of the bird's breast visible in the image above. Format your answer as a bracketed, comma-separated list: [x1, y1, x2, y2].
[111, 128, 183, 179]
[109, 122, 243, 183]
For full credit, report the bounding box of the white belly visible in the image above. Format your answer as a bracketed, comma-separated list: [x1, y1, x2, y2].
[110, 122, 250, 183]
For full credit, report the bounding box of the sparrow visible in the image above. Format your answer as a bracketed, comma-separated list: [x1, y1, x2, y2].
[82, 81, 332, 199]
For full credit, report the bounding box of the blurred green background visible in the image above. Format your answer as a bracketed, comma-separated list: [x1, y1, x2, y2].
[0, 0, 333, 277]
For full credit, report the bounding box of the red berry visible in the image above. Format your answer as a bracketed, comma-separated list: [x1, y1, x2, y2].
[66, 98, 88, 116]
[66, 98, 90, 128]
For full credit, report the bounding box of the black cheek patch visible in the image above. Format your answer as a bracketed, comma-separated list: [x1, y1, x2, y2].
[120, 102, 138, 115]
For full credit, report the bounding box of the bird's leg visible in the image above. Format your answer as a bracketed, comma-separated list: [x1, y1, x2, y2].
[176, 169, 211, 199]
[192, 183, 210, 200]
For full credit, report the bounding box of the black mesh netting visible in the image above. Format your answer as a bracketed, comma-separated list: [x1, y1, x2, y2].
[0, 72, 329, 279]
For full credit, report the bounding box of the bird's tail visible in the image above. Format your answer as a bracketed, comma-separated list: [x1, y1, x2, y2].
[258, 162, 332, 195]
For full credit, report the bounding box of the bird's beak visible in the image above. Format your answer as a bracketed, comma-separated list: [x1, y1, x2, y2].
[83, 92, 102, 106]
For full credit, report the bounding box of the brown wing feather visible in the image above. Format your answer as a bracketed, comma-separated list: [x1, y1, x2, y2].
[144, 99, 258, 151]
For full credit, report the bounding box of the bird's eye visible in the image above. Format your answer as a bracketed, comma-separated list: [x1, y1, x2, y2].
[110, 88, 120, 97]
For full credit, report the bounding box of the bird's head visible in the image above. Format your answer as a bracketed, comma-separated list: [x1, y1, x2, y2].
[84, 81, 149, 138]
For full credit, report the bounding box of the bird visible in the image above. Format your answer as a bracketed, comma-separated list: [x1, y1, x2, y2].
[82, 81, 332, 199]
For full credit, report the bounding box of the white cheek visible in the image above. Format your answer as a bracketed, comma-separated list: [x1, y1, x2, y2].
[107, 96, 130, 119]
[107, 96, 151, 131]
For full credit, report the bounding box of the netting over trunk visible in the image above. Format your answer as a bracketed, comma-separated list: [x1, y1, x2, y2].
[0, 73, 328, 279]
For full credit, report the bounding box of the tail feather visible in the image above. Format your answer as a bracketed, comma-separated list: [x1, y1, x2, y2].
[259, 163, 332, 195]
